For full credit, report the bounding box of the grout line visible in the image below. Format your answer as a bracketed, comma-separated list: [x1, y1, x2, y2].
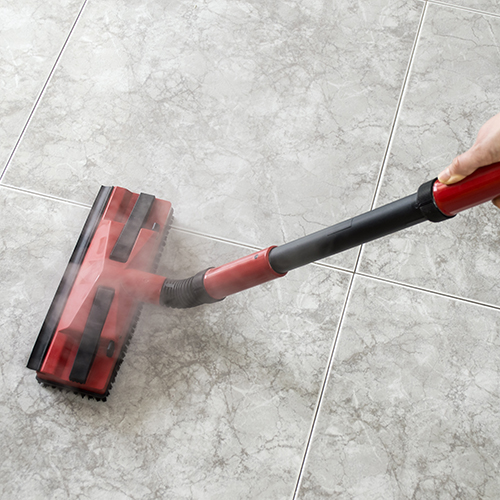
[169, 224, 263, 252]
[0, 182, 352, 275]
[0, 0, 89, 183]
[357, 271, 500, 312]
[427, 0, 500, 18]
[307, 260, 354, 275]
[369, 1, 428, 211]
[173, 218, 500, 312]
[291, 238, 369, 499]
[0, 183, 92, 209]
[292, 5, 428, 498]
[291, 261, 500, 498]
[172, 224, 357, 274]
[5, 177, 498, 312]
[291, 269, 358, 499]
[4, 185, 499, 315]
[8, 183, 498, 313]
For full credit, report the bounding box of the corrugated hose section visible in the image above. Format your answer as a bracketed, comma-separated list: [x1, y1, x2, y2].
[159, 269, 222, 308]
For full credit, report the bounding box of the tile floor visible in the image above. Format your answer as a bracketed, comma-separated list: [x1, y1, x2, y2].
[1, 0, 500, 498]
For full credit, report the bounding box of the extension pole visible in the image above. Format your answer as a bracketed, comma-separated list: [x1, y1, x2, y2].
[160, 162, 500, 307]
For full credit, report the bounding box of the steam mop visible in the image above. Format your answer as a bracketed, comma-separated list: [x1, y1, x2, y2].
[27, 162, 500, 400]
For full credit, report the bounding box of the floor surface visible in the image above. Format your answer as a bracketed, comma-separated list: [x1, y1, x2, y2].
[1, 0, 500, 498]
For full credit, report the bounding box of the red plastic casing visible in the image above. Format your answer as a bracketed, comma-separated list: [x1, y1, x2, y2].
[36, 187, 171, 396]
[204, 246, 286, 300]
[433, 162, 500, 216]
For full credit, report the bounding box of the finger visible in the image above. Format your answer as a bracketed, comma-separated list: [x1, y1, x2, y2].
[493, 196, 500, 209]
[438, 147, 482, 185]
[438, 165, 465, 185]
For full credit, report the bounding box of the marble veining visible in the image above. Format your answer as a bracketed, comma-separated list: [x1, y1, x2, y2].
[358, 4, 500, 306]
[0, 187, 350, 499]
[299, 276, 500, 499]
[2, 0, 423, 271]
[1, 0, 500, 498]
[0, 0, 85, 176]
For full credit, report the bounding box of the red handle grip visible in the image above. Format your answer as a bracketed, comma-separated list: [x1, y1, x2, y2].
[433, 162, 500, 216]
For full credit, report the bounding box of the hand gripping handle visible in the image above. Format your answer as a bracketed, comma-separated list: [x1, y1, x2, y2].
[433, 162, 500, 216]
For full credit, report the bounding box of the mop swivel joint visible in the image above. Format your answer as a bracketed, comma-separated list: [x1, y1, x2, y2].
[160, 269, 221, 308]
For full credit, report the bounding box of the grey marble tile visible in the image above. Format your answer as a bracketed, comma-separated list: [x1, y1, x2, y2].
[298, 276, 500, 499]
[0, 0, 85, 173]
[2, 0, 423, 271]
[0, 187, 351, 499]
[358, 4, 500, 306]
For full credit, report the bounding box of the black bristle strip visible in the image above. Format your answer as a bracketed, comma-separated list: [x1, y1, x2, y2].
[37, 377, 109, 401]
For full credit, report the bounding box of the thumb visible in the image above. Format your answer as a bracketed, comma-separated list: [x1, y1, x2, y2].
[438, 147, 482, 185]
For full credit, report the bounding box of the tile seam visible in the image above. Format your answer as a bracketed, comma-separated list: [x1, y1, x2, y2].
[11, 182, 495, 314]
[357, 271, 500, 311]
[6, 178, 495, 311]
[314, 259, 500, 311]
[0, 184, 355, 276]
[427, 0, 500, 18]
[370, 1, 428, 211]
[169, 225, 264, 252]
[291, 270, 357, 500]
[0, 183, 92, 209]
[0, 0, 89, 183]
[172, 226, 355, 273]
[292, 3, 428, 497]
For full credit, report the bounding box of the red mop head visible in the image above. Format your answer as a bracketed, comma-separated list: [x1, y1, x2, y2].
[27, 187, 172, 400]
